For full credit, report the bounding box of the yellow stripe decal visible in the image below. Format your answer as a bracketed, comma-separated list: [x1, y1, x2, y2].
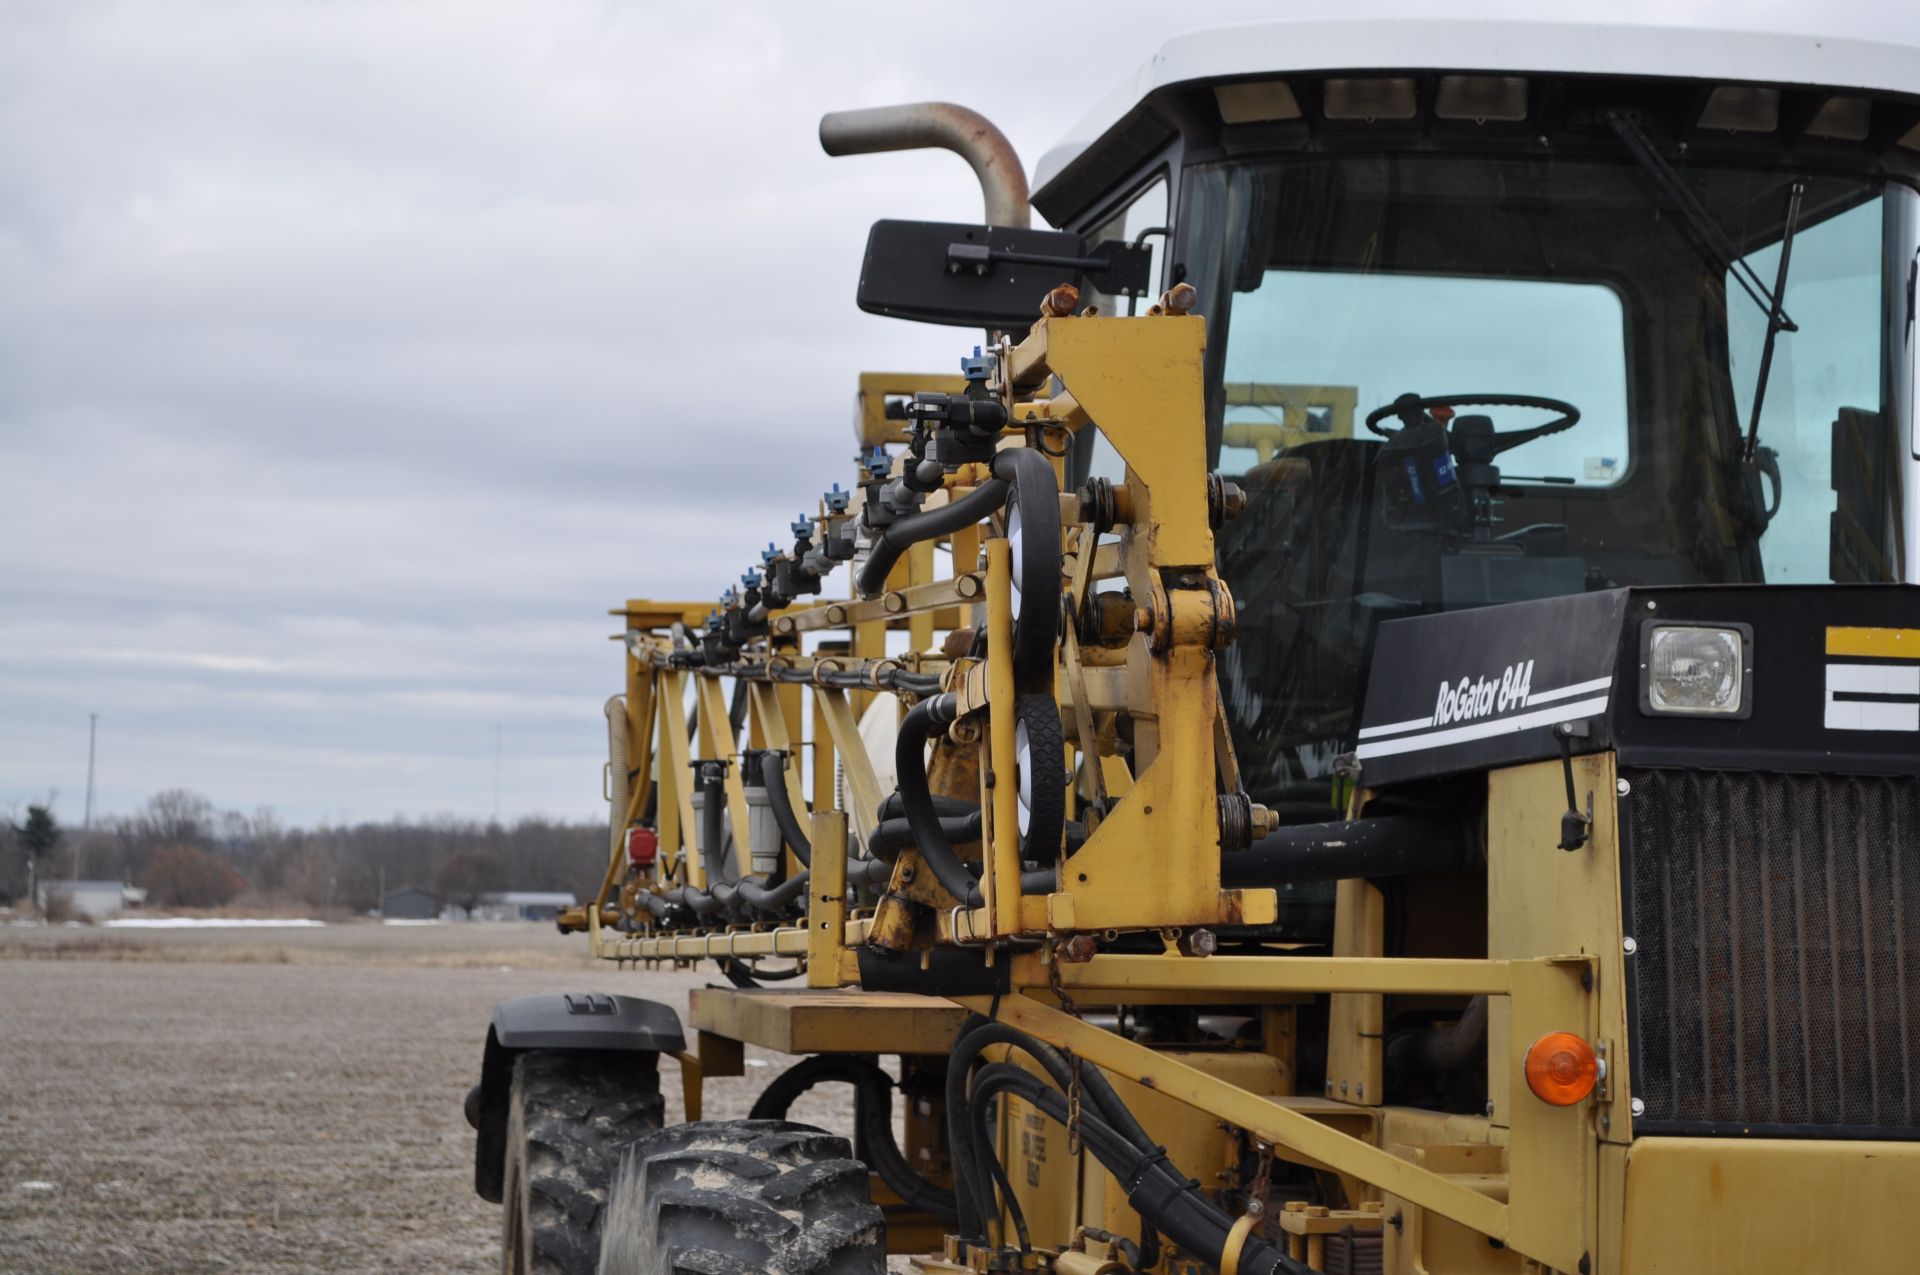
[1826, 626, 1920, 659]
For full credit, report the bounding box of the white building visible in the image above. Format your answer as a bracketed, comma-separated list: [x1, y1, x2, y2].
[36, 879, 146, 920]
[470, 890, 576, 923]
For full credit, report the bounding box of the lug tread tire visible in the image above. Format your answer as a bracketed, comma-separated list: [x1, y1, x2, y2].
[502, 1050, 664, 1275]
[1015, 692, 1067, 861]
[600, 1119, 885, 1275]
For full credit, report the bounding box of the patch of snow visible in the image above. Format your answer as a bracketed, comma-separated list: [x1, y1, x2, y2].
[381, 919, 441, 926]
[103, 917, 326, 929]
[16, 1181, 58, 1194]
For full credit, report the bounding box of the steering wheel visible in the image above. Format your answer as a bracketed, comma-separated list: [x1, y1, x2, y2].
[1363, 392, 1581, 457]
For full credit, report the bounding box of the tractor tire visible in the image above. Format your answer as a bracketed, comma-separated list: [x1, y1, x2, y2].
[598, 1119, 886, 1275]
[500, 1049, 665, 1275]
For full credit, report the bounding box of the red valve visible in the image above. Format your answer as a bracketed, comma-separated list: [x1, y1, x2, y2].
[626, 826, 658, 867]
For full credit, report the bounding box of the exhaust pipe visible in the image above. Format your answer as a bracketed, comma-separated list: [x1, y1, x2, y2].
[819, 102, 1030, 228]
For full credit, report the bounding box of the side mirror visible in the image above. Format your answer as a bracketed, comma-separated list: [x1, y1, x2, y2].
[857, 220, 1152, 327]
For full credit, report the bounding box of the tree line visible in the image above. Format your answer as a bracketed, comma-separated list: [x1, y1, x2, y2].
[0, 789, 607, 914]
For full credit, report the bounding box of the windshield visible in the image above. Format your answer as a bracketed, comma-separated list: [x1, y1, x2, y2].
[1180, 152, 1917, 803]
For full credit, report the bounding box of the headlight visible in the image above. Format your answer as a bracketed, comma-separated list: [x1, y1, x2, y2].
[1643, 623, 1748, 715]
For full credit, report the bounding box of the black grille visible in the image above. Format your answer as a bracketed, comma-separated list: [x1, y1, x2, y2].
[1625, 769, 1920, 1134]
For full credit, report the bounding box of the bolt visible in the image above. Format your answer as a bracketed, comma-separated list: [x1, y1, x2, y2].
[1040, 283, 1080, 318]
[1340, 1081, 1349, 1095]
[1059, 934, 1097, 964]
[1180, 928, 1218, 958]
[1160, 282, 1198, 315]
[1617, 777, 1632, 796]
[1355, 1083, 1364, 1098]
[1631, 1098, 1647, 1117]
[1484, 1100, 1496, 1117]
[1623, 936, 1638, 955]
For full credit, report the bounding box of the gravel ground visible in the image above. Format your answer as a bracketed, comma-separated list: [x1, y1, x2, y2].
[0, 923, 859, 1274]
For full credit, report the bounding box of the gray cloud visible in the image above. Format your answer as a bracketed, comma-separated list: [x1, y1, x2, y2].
[3, 0, 1910, 823]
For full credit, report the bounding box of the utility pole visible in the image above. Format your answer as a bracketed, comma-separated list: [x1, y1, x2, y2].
[79, 712, 97, 880]
[492, 723, 502, 825]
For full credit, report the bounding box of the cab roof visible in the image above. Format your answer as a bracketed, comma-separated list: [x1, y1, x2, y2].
[1033, 17, 1920, 219]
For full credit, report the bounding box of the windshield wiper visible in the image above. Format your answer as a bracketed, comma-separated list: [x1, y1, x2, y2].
[1740, 180, 1804, 462]
[1606, 111, 1803, 464]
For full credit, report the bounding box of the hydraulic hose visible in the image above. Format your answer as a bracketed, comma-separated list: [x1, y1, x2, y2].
[943, 1017, 1147, 1242]
[1391, 995, 1489, 1076]
[866, 811, 983, 863]
[664, 884, 721, 918]
[1221, 813, 1468, 886]
[758, 751, 812, 867]
[967, 1063, 1308, 1275]
[734, 872, 811, 913]
[895, 696, 1055, 909]
[747, 1055, 958, 1223]
[697, 764, 733, 885]
[857, 478, 1009, 599]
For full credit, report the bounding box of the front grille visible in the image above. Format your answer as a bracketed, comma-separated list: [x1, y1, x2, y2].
[1624, 768, 1920, 1134]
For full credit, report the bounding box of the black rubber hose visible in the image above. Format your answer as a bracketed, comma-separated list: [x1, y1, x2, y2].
[895, 696, 1056, 909]
[968, 1065, 1307, 1275]
[880, 669, 946, 697]
[1390, 995, 1489, 1076]
[697, 765, 732, 884]
[847, 857, 892, 889]
[866, 812, 983, 863]
[944, 1018, 1113, 1241]
[857, 478, 1010, 599]
[746, 1055, 959, 1223]
[878, 791, 979, 821]
[992, 447, 1062, 689]
[664, 885, 721, 918]
[968, 1069, 1033, 1252]
[717, 958, 805, 986]
[758, 751, 812, 867]
[896, 696, 985, 907]
[943, 1016, 1076, 1239]
[734, 871, 810, 913]
[1221, 814, 1468, 886]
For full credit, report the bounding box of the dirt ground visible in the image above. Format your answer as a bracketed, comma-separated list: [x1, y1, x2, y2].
[0, 922, 861, 1274]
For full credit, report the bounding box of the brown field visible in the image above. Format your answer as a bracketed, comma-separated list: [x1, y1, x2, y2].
[0, 922, 858, 1274]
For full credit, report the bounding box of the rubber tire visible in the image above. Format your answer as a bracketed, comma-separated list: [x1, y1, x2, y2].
[500, 1050, 665, 1275]
[598, 1119, 886, 1275]
[1013, 692, 1067, 862]
[1000, 449, 1061, 690]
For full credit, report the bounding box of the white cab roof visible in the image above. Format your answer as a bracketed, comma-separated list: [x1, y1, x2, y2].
[1034, 18, 1920, 195]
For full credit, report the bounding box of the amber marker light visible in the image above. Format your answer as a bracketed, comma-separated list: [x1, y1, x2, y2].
[1524, 1032, 1600, 1106]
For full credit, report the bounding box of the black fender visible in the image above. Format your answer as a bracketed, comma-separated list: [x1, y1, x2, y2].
[470, 992, 685, 1202]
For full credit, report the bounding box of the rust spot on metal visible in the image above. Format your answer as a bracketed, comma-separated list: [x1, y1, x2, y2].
[1041, 283, 1080, 318]
[1160, 282, 1198, 315]
[1059, 934, 1097, 964]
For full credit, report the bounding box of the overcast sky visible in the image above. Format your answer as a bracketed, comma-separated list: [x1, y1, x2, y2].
[3, 0, 1914, 828]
